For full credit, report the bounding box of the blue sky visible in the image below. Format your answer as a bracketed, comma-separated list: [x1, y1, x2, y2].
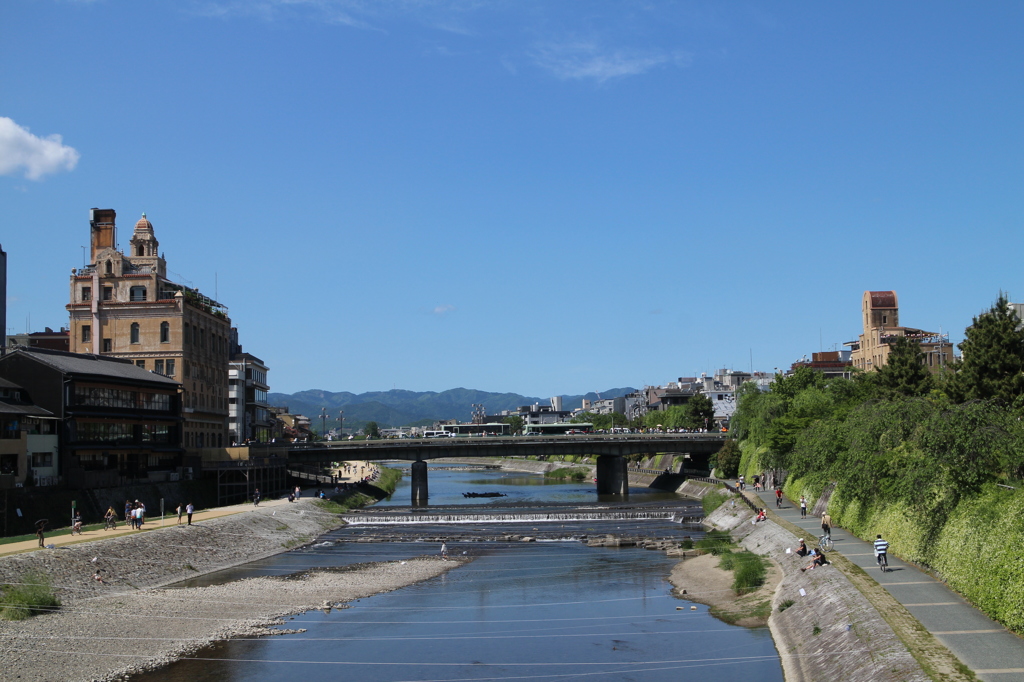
[2, 1, 1023, 396]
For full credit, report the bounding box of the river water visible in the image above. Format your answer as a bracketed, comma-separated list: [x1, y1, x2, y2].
[143, 464, 784, 682]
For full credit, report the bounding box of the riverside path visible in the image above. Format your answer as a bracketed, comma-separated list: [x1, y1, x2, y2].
[750, 488, 1024, 681]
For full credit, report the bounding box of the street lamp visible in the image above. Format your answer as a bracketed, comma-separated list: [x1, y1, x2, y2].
[320, 407, 327, 441]
[339, 410, 344, 439]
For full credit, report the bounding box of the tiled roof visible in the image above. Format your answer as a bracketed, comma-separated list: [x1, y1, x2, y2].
[6, 349, 180, 386]
[868, 291, 897, 308]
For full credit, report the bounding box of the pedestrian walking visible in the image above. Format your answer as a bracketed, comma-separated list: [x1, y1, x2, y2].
[35, 519, 48, 547]
[800, 495, 807, 518]
[821, 512, 832, 539]
[253, 488, 261, 507]
[441, 541, 449, 560]
[176, 503, 184, 525]
[186, 502, 194, 525]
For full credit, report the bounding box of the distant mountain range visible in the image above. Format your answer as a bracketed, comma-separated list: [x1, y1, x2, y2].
[266, 387, 637, 431]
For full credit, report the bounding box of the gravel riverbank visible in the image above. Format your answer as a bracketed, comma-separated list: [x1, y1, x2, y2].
[0, 500, 463, 682]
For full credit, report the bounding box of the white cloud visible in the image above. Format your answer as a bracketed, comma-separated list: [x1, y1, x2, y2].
[433, 304, 455, 315]
[0, 117, 80, 180]
[529, 41, 691, 83]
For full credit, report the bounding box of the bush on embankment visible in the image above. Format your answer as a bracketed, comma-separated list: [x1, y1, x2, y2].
[317, 466, 403, 514]
[545, 467, 589, 481]
[0, 571, 61, 620]
[701, 490, 730, 515]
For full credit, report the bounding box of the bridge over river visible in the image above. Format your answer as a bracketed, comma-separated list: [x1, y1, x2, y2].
[248, 433, 727, 503]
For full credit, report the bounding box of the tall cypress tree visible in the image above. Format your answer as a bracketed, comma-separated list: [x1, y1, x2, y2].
[876, 335, 933, 397]
[949, 293, 1024, 405]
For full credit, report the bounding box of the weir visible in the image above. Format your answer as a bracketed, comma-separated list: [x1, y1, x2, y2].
[341, 510, 702, 525]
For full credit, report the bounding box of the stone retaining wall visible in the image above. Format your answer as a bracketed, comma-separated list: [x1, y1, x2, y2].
[704, 503, 927, 682]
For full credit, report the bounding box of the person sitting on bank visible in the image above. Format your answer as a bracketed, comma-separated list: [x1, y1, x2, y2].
[795, 539, 808, 557]
[801, 552, 829, 572]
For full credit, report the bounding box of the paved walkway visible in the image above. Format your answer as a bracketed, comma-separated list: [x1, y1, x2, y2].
[748, 488, 1024, 681]
[0, 496, 297, 558]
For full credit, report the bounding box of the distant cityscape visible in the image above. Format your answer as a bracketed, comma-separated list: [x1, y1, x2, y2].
[0, 208, 974, 493]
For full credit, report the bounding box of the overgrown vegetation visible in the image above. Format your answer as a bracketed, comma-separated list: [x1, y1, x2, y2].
[695, 529, 733, 555]
[719, 550, 769, 595]
[729, 293, 1024, 634]
[0, 571, 60, 620]
[545, 467, 590, 481]
[701, 490, 730, 515]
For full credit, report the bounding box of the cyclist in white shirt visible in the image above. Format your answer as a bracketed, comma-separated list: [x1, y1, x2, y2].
[874, 534, 889, 571]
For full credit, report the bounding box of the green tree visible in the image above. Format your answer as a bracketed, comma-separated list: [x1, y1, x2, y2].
[682, 393, 716, 430]
[364, 421, 380, 438]
[948, 293, 1024, 405]
[713, 439, 742, 478]
[875, 336, 934, 397]
[503, 415, 524, 435]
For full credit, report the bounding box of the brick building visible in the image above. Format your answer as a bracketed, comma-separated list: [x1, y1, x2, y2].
[848, 290, 953, 373]
[66, 209, 231, 449]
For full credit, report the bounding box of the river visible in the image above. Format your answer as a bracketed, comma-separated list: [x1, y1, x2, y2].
[141, 463, 784, 681]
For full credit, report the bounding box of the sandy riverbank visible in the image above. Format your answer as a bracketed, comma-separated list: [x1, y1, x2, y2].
[0, 558, 462, 682]
[668, 552, 783, 627]
[0, 498, 464, 682]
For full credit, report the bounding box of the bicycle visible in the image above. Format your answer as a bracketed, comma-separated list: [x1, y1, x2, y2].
[817, 533, 834, 552]
[876, 552, 888, 573]
[104, 516, 117, 531]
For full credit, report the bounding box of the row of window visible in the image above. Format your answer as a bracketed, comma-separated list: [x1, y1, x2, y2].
[184, 321, 228, 357]
[74, 386, 173, 411]
[134, 359, 176, 376]
[82, 322, 170, 346]
[73, 421, 174, 444]
[81, 285, 151, 303]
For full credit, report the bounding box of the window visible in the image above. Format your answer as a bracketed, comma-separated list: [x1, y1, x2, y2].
[102, 338, 112, 353]
[130, 323, 140, 344]
[155, 359, 164, 374]
[166, 359, 175, 377]
[81, 286, 91, 302]
[102, 286, 113, 301]
[136, 360, 146, 369]
[160, 321, 170, 343]
[82, 325, 91, 343]
[882, 315, 887, 324]
[32, 452, 53, 468]
[130, 286, 147, 302]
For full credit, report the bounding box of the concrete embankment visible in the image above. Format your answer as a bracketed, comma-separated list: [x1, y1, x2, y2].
[700, 502, 928, 682]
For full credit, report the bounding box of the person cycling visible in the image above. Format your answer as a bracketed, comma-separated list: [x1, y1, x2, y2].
[874, 534, 889, 572]
[71, 511, 83, 535]
[775, 488, 783, 508]
[104, 506, 117, 530]
[820, 512, 832, 540]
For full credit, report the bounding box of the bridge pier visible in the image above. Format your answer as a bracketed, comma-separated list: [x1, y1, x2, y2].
[595, 455, 628, 495]
[411, 460, 429, 505]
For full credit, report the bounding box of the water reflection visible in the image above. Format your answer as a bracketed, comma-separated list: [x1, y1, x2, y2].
[140, 465, 783, 682]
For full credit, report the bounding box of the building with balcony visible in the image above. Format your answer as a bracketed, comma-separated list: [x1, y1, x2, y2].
[66, 209, 231, 450]
[228, 329, 272, 444]
[848, 291, 953, 373]
[0, 348, 183, 489]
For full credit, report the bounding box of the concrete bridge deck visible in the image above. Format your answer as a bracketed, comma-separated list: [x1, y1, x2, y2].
[244, 433, 726, 503]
